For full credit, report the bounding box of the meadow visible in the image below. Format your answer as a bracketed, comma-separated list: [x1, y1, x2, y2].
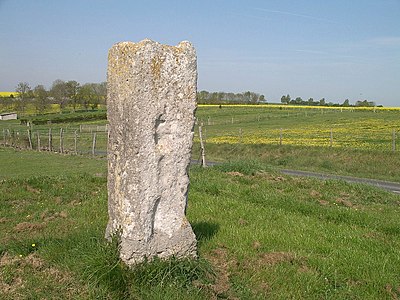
[1, 105, 400, 299]
[194, 105, 400, 151]
[193, 105, 400, 182]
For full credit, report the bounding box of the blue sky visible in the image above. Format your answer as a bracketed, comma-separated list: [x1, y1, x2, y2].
[0, 0, 399, 106]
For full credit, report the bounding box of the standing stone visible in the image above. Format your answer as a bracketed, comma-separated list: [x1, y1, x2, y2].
[106, 39, 197, 265]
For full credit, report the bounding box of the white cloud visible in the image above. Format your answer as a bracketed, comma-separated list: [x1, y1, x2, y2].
[252, 7, 339, 24]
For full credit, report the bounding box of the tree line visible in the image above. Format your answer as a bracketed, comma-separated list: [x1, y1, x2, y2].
[197, 91, 377, 107]
[1, 81, 379, 115]
[197, 90, 266, 104]
[280, 94, 377, 107]
[0, 80, 107, 114]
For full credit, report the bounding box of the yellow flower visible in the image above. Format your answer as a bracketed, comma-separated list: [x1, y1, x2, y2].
[32, 243, 36, 247]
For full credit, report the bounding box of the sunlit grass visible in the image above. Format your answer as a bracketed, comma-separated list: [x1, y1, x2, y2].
[1, 157, 399, 299]
[194, 106, 400, 151]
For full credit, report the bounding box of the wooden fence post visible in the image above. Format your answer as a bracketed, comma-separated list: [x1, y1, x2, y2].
[74, 130, 78, 155]
[59, 128, 64, 154]
[37, 132, 41, 151]
[198, 125, 206, 168]
[16, 131, 20, 148]
[7, 129, 11, 146]
[27, 129, 32, 149]
[92, 132, 97, 156]
[11, 130, 15, 147]
[48, 128, 52, 152]
[393, 129, 396, 152]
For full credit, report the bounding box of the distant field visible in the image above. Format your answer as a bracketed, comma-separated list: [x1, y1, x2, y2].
[200, 104, 400, 111]
[194, 105, 400, 151]
[1, 105, 400, 181]
[0, 91, 19, 97]
[193, 105, 400, 181]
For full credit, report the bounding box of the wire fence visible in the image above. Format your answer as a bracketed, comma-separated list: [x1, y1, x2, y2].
[1, 125, 108, 156]
[1, 117, 399, 157]
[193, 110, 400, 152]
[192, 126, 399, 152]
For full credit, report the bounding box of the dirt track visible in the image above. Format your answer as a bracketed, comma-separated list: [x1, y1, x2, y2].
[281, 169, 400, 195]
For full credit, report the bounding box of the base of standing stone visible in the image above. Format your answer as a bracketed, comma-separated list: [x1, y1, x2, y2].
[118, 221, 197, 264]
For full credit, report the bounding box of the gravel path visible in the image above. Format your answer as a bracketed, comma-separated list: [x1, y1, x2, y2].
[281, 169, 400, 194]
[191, 160, 400, 194]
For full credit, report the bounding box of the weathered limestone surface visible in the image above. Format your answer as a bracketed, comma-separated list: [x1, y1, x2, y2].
[105, 39, 197, 265]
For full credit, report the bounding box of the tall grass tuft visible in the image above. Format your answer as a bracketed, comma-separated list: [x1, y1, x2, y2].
[80, 235, 214, 299]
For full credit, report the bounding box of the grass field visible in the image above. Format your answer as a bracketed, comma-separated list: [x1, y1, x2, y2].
[193, 105, 400, 182]
[1, 105, 400, 182]
[0, 149, 399, 299]
[1, 105, 400, 298]
[195, 105, 400, 151]
[0, 100, 107, 116]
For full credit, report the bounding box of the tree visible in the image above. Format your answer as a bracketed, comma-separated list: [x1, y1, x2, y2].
[251, 92, 259, 103]
[65, 80, 80, 111]
[342, 99, 350, 107]
[77, 83, 105, 111]
[355, 100, 375, 107]
[15, 82, 32, 114]
[243, 91, 252, 103]
[295, 97, 303, 104]
[89, 82, 107, 109]
[77, 84, 93, 110]
[98, 82, 107, 105]
[281, 94, 290, 104]
[33, 85, 49, 114]
[307, 98, 314, 105]
[319, 98, 326, 106]
[197, 90, 209, 104]
[50, 80, 68, 112]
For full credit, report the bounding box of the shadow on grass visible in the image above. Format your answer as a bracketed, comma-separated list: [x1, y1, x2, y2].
[191, 221, 219, 245]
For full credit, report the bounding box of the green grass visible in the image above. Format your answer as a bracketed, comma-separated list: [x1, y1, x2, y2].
[192, 105, 400, 182]
[0, 148, 106, 180]
[1, 153, 399, 299]
[194, 143, 400, 182]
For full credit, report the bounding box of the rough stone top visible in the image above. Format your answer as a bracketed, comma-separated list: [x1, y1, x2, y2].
[109, 39, 195, 56]
[107, 39, 197, 83]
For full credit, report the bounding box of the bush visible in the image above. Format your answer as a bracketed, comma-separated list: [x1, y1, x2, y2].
[20, 111, 107, 125]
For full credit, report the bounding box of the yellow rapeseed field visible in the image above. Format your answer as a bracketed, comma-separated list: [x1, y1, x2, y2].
[199, 104, 400, 111]
[0, 92, 19, 97]
[195, 105, 400, 151]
